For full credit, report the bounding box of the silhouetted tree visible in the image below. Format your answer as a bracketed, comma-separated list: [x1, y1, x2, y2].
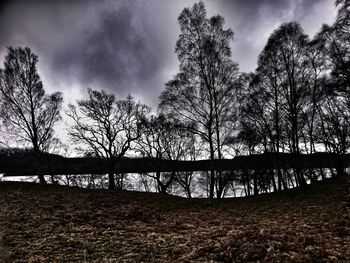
[318, 90, 350, 154]
[256, 41, 285, 155]
[136, 115, 195, 195]
[238, 74, 272, 153]
[257, 22, 310, 186]
[301, 40, 327, 155]
[172, 135, 198, 198]
[159, 1, 238, 200]
[247, 23, 317, 189]
[325, 0, 350, 93]
[262, 23, 309, 156]
[0, 47, 63, 184]
[309, 0, 350, 176]
[236, 122, 262, 155]
[238, 21, 336, 188]
[67, 89, 150, 190]
[135, 115, 175, 193]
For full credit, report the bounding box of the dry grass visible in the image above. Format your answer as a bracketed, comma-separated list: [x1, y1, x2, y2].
[0, 176, 349, 262]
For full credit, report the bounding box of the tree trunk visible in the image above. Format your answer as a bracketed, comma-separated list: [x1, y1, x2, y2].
[159, 184, 168, 194]
[277, 169, 282, 191]
[186, 187, 192, 198]
[297, 169, 307, 187]
[253, 171, 259, 195]
[156, 171, 168, 194]
[108, 172, 115, 190]
[208, 133, 215, 202]
[34, 149, 47, 184]
[271, 170, 277, 192]
[38, 175, 46, 184]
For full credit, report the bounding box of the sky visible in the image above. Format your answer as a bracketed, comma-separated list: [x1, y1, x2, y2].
[0, 0, 338, 109]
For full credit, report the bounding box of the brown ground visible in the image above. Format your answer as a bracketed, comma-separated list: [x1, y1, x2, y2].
[0, 176, 349, 262]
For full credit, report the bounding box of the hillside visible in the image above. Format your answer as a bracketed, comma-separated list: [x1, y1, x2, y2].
[0, 176, 349, 262]
[1, 152, 349, 176]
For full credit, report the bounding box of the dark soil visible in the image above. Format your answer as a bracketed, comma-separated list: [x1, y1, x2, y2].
[0, 176, 349, 262]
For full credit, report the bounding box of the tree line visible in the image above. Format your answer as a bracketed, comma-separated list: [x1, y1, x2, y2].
[0, 0, 349, 200]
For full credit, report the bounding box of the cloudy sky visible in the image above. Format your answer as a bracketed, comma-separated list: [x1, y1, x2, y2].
[0, 0, 338, 108]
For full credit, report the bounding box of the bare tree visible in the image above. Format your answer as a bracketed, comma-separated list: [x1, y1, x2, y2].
[159, 2, 239, 200]
[0, 47, 63, 184]
[255, 23, 310, 186]
[135, 114, 194, 194]
[67, 89, 150, 190]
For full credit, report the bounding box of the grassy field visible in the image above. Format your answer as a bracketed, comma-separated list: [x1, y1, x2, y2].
[0, 176, 349, 262]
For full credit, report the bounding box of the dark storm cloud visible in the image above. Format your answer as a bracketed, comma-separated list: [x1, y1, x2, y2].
[0, 0, 186, 106]
[207, 0, 337, 71]
[0, 0, 337, 107]
[52, 6, 164, 94]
